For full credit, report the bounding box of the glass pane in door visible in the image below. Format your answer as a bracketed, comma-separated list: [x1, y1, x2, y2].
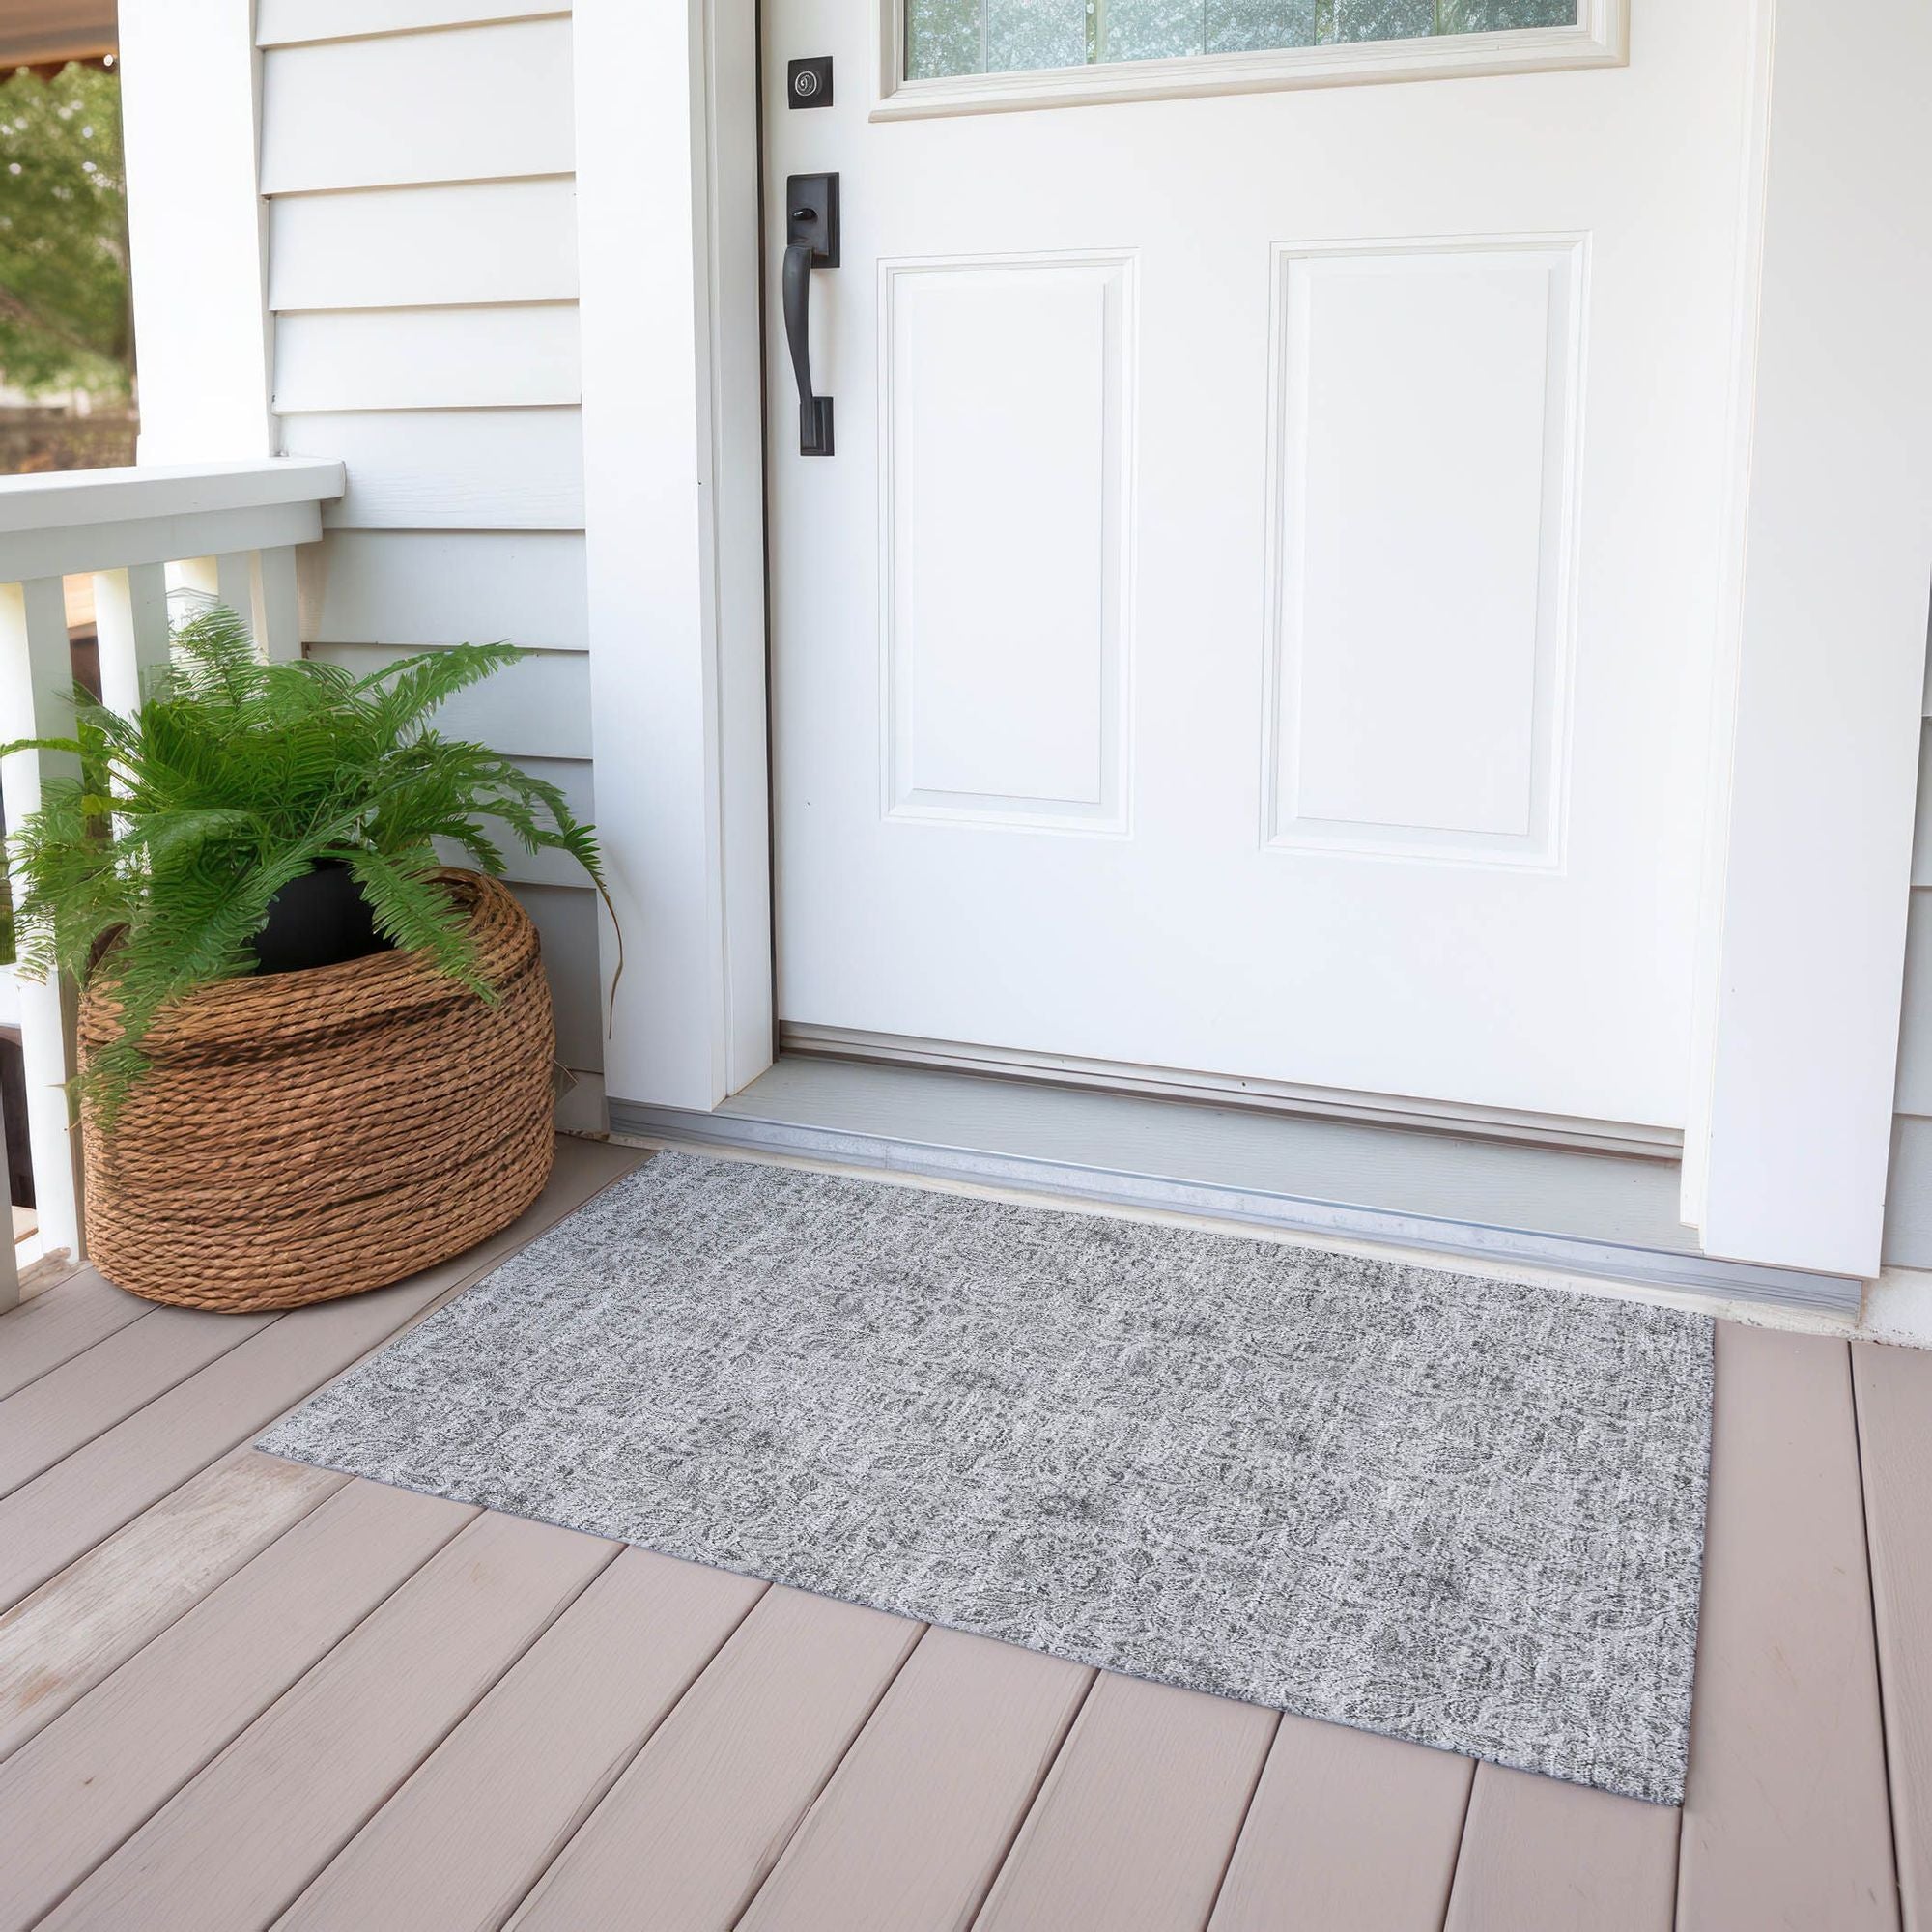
[907, 0, 1577, 79]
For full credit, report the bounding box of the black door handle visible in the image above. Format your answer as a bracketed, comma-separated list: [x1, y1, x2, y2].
[784, 174, 838, 457]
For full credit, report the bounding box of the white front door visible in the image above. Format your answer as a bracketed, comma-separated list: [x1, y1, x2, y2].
[764, 2, 1756, 1135]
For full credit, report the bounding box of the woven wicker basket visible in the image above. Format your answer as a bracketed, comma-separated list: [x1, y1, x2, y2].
[79, 869, 556, 1312]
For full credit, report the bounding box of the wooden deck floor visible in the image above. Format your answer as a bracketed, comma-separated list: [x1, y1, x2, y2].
[1, 1136, 1928, 1931]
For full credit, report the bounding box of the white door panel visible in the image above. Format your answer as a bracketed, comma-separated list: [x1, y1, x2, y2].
[767, 2, 1752, 1129]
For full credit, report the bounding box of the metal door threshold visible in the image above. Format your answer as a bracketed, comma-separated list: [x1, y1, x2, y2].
[609, 1058, 1861, 1314]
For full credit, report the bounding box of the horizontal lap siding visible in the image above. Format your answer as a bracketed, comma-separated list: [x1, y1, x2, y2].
[268, 182, 579, 312]
[1886, 716, 1932, 1264]
[259, 20, 574, 194]
[274, 307, 582, 412]
[282, 410, 584, 529]
[257, 0, 568, 45]
[260, 8, 604, 1106]
[302, 532, 588, 649]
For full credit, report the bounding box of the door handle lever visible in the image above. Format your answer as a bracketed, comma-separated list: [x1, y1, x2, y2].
[783, 173, 838, 457]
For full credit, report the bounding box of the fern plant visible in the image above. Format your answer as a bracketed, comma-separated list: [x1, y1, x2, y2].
[2, 604, 611, 1122]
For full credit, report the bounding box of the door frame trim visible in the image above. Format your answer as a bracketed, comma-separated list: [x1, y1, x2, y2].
[582, 0, 1932, 1279]
[1682, 0, 1932, 1275]
[575, 0, 775, 1113]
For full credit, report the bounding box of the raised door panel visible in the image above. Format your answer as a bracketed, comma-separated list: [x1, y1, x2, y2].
[1265, 238, 1583, 867]
[882, 255, 1134, 832]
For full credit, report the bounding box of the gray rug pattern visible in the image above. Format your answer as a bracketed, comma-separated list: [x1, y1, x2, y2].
[260, 1150, 1713, 1803]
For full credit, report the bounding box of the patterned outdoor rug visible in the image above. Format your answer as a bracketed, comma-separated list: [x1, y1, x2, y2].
[259, 1149, 1713, 1803]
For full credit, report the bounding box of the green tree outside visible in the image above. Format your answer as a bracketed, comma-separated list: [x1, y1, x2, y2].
[0, 63, 132, 401]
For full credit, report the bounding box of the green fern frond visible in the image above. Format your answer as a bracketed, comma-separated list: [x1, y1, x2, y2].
[3, 605, 608, 1122]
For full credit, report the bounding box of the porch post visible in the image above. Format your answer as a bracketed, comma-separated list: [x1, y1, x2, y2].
[117, 0, 273, 464]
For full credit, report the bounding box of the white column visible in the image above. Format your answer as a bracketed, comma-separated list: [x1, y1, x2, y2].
[118, 0, 272, 467]
[0, 579, 86, 1261]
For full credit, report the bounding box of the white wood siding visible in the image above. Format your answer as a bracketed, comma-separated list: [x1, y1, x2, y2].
[257, 0, 567, 45]
[281, 411, 584, 530]
[1888, 705, 1932, 1264]
[302, 532, 587, 649]
[260, 7, 603, 1105]
[268, 181, 579, 312]
[304, 645, 591, 762]
[274, 307, 581, 412]
[259, 20, 574, 194]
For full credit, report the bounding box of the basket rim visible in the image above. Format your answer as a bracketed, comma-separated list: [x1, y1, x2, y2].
[79, 867, 535, 1053]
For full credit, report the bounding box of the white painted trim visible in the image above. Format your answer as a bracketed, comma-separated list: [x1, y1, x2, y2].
[1688, 0, 1932, 1276]
[0, 460, 345, 531]
[0, 460, 340, 582]
[118, 0, 275, 465]
[572, 0, 772, 1112]
[871, 0, 1624, 120]
[1680, 0, 1777, 1239]
[0, 500, 324, 587]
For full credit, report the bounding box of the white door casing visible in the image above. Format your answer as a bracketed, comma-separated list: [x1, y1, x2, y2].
[764, 2, 1758, 1133]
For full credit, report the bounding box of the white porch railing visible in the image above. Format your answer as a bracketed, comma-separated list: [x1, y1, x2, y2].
[0, 457, 346, 1300]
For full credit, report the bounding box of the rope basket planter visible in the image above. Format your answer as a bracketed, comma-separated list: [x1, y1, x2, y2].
[79, 870, 556, 1313]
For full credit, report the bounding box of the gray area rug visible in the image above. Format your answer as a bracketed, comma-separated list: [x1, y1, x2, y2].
[259, 1150, 1713, 1803]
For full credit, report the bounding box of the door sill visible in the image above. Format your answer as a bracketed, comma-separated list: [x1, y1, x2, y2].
[609, 1057, 1859, 1314]
[781, 1024, 1683, 1160]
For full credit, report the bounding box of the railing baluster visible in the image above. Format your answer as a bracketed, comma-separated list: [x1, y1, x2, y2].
[0, 577, 86, 1262]
[0, 1098, 18, 1311]
[91, 562, 172, 718]
[250, 545, 302, 664]
[212, 551, 256, 633]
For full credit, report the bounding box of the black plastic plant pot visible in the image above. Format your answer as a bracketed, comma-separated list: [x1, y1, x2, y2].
[250, 860, 393, 976]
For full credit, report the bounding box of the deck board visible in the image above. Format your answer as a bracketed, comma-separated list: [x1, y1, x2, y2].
[0, 1481, 469, 1932]
[0, 1143, 1920, 1930]
[1854, 1338, 1932, 1927]
[0, 1136, 639, 1611]
[737, 1626, 1094, 1932]
[1444, 1765, 1678, 1930]
[0, 1277, 470, 1609]
[279, 1547, 765, 1932]
[40, 1512, 616, 1932]
[507, 1586, 923, 1931]
[1208, 1714, 1473, 1932]
[0, 1450, 347, 1760]
[0, 1269, 150, 1400]
[971, 1671, 1278, 1932]
[1675, 1324, 1898, 1931]
[0, 1301, 276, 1497]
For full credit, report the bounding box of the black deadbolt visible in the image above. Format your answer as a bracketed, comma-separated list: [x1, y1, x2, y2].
[787, 57, 833, 107]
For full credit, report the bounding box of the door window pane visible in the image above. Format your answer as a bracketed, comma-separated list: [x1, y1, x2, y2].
[907, 0, 1577, 79]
